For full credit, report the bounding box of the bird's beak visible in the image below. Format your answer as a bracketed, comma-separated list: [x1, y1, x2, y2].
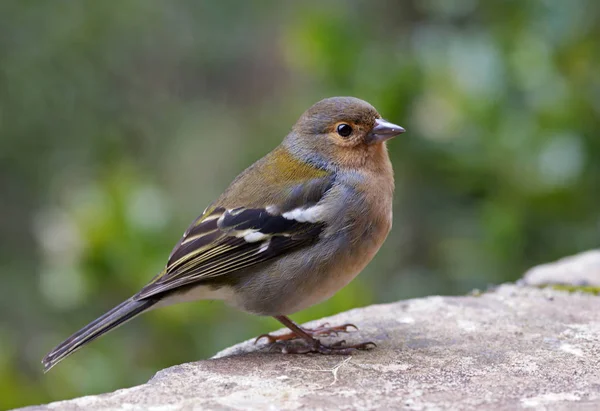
[367, 118, 406, 144]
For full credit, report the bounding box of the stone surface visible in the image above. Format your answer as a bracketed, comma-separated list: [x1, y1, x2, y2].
[19, 284, 600, 411]
[522, 249, 600, 287]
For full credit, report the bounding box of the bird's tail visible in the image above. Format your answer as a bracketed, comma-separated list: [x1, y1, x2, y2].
[42, 297, 157, 372]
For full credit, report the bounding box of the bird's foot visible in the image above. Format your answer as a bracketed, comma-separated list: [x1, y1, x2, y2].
[261, 316, 374, 355]
[273, 339, 376, 355]
[255, 323, 358, 345]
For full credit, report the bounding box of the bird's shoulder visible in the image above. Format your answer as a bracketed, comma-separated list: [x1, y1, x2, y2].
[212, 145, 334, 209]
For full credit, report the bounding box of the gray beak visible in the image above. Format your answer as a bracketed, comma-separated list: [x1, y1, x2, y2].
[367, 118, 406, 144]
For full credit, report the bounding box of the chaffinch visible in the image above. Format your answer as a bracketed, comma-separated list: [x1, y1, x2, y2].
[42, 96, 405, 371]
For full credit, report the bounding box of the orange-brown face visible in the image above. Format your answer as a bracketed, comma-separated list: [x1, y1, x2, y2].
[288, 97, 405, 168]
[327, 118, 376, 148]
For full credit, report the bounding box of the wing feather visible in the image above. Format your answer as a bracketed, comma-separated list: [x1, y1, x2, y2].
[134, 175, 333, 300]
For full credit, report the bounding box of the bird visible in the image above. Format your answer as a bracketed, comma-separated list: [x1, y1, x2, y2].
[42, 96, 405, 371]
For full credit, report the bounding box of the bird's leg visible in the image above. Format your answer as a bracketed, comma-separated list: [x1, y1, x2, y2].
[256, 315, 375, 355]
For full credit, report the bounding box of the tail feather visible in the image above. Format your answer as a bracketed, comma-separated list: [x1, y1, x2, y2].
[42, 297, 156, 372]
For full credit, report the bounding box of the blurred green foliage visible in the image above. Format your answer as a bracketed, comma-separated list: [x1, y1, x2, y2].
[1, 0, 599, 408]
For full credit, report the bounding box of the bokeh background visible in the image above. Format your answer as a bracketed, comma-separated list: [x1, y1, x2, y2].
[1, 0, 599, 408]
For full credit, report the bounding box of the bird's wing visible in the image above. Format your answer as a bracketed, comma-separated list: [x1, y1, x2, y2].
[135, 175, 335, 300]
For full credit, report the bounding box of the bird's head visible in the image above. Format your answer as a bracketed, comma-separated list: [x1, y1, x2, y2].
[285, 97, 405, 169]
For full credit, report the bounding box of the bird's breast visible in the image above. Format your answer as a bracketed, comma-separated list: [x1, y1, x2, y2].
[301, 169, 394, 310]
[230, 171, 394, 316]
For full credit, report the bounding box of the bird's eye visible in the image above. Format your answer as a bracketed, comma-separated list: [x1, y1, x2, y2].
[336, 123, 353, 137]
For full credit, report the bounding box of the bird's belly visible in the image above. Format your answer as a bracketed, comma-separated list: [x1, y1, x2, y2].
[281, 247, 376, 314]
[230, 214, 391, 316]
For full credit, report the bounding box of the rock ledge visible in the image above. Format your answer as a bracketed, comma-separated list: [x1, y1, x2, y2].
[20, 284, 600, 411]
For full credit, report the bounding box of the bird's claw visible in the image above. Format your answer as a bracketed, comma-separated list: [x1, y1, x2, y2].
[254, 322, 360, 345]
[254, 334, 276, 345]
